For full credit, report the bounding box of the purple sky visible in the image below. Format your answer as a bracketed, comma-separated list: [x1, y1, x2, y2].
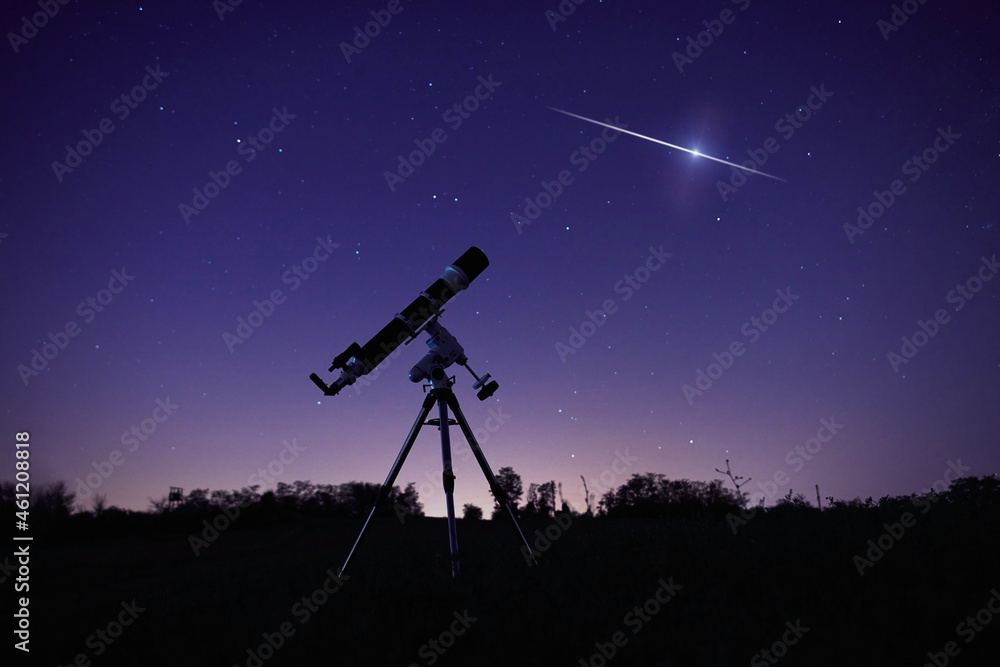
[2, 0, 997, 518]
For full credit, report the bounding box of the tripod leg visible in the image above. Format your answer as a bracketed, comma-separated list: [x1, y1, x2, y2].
[338, 391, 437, 577]
[444, 392, 539, 566]
[435, 392, 460, 578]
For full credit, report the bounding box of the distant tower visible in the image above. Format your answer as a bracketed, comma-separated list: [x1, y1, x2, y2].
[168, 486, 184, 511]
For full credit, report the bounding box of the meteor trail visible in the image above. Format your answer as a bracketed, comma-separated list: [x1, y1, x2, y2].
[548, 107, 787, 182]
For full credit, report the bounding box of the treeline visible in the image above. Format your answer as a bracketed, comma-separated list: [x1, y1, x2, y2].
[595, 473, 745, 520]
[4, 472, 999, 540]
[473, 468, 746, 521]
[0, 479, 424, 540]
[154, 479, 423, 520]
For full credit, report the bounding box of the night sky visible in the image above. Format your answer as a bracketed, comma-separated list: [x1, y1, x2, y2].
[2, 0, 998, 519]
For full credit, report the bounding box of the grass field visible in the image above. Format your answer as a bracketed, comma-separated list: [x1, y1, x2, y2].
[15, 496, 1000, 666]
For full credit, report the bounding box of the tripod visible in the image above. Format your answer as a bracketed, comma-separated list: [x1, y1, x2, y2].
[337, 365, 538, 578]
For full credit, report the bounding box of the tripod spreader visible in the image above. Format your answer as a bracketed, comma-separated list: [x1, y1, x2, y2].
[337, 373, 537, 578]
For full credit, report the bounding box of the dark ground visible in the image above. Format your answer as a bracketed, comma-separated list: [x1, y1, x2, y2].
[7, 498, 1000, 667]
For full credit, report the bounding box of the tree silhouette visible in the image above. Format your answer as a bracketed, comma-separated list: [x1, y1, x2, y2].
[491, 466, 524, 519]
[92, 493, 107, 516]
[462, 503, 483, 520]
[523, 483, 539, 517]
[537, 481, 556, 518]
[148, 494, 170, 514]
[395, 482, 424, 519]
[31, 481, 76, 524]
[598, 473, 743, 519]
[714, 459, 751, 507]
[581, 475, 594, 516]
[185, 488, 211, 510]
[776, 489, 810, 506]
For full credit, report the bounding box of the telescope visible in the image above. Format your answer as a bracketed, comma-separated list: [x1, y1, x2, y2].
[308, 245, 536, 578]
[310, 246, 495, 398]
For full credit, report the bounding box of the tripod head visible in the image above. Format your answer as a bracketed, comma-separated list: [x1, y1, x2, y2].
[409, 319, 498, 400]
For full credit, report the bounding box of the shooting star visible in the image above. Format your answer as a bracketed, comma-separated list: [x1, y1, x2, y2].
[548, 107, 787, 182]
